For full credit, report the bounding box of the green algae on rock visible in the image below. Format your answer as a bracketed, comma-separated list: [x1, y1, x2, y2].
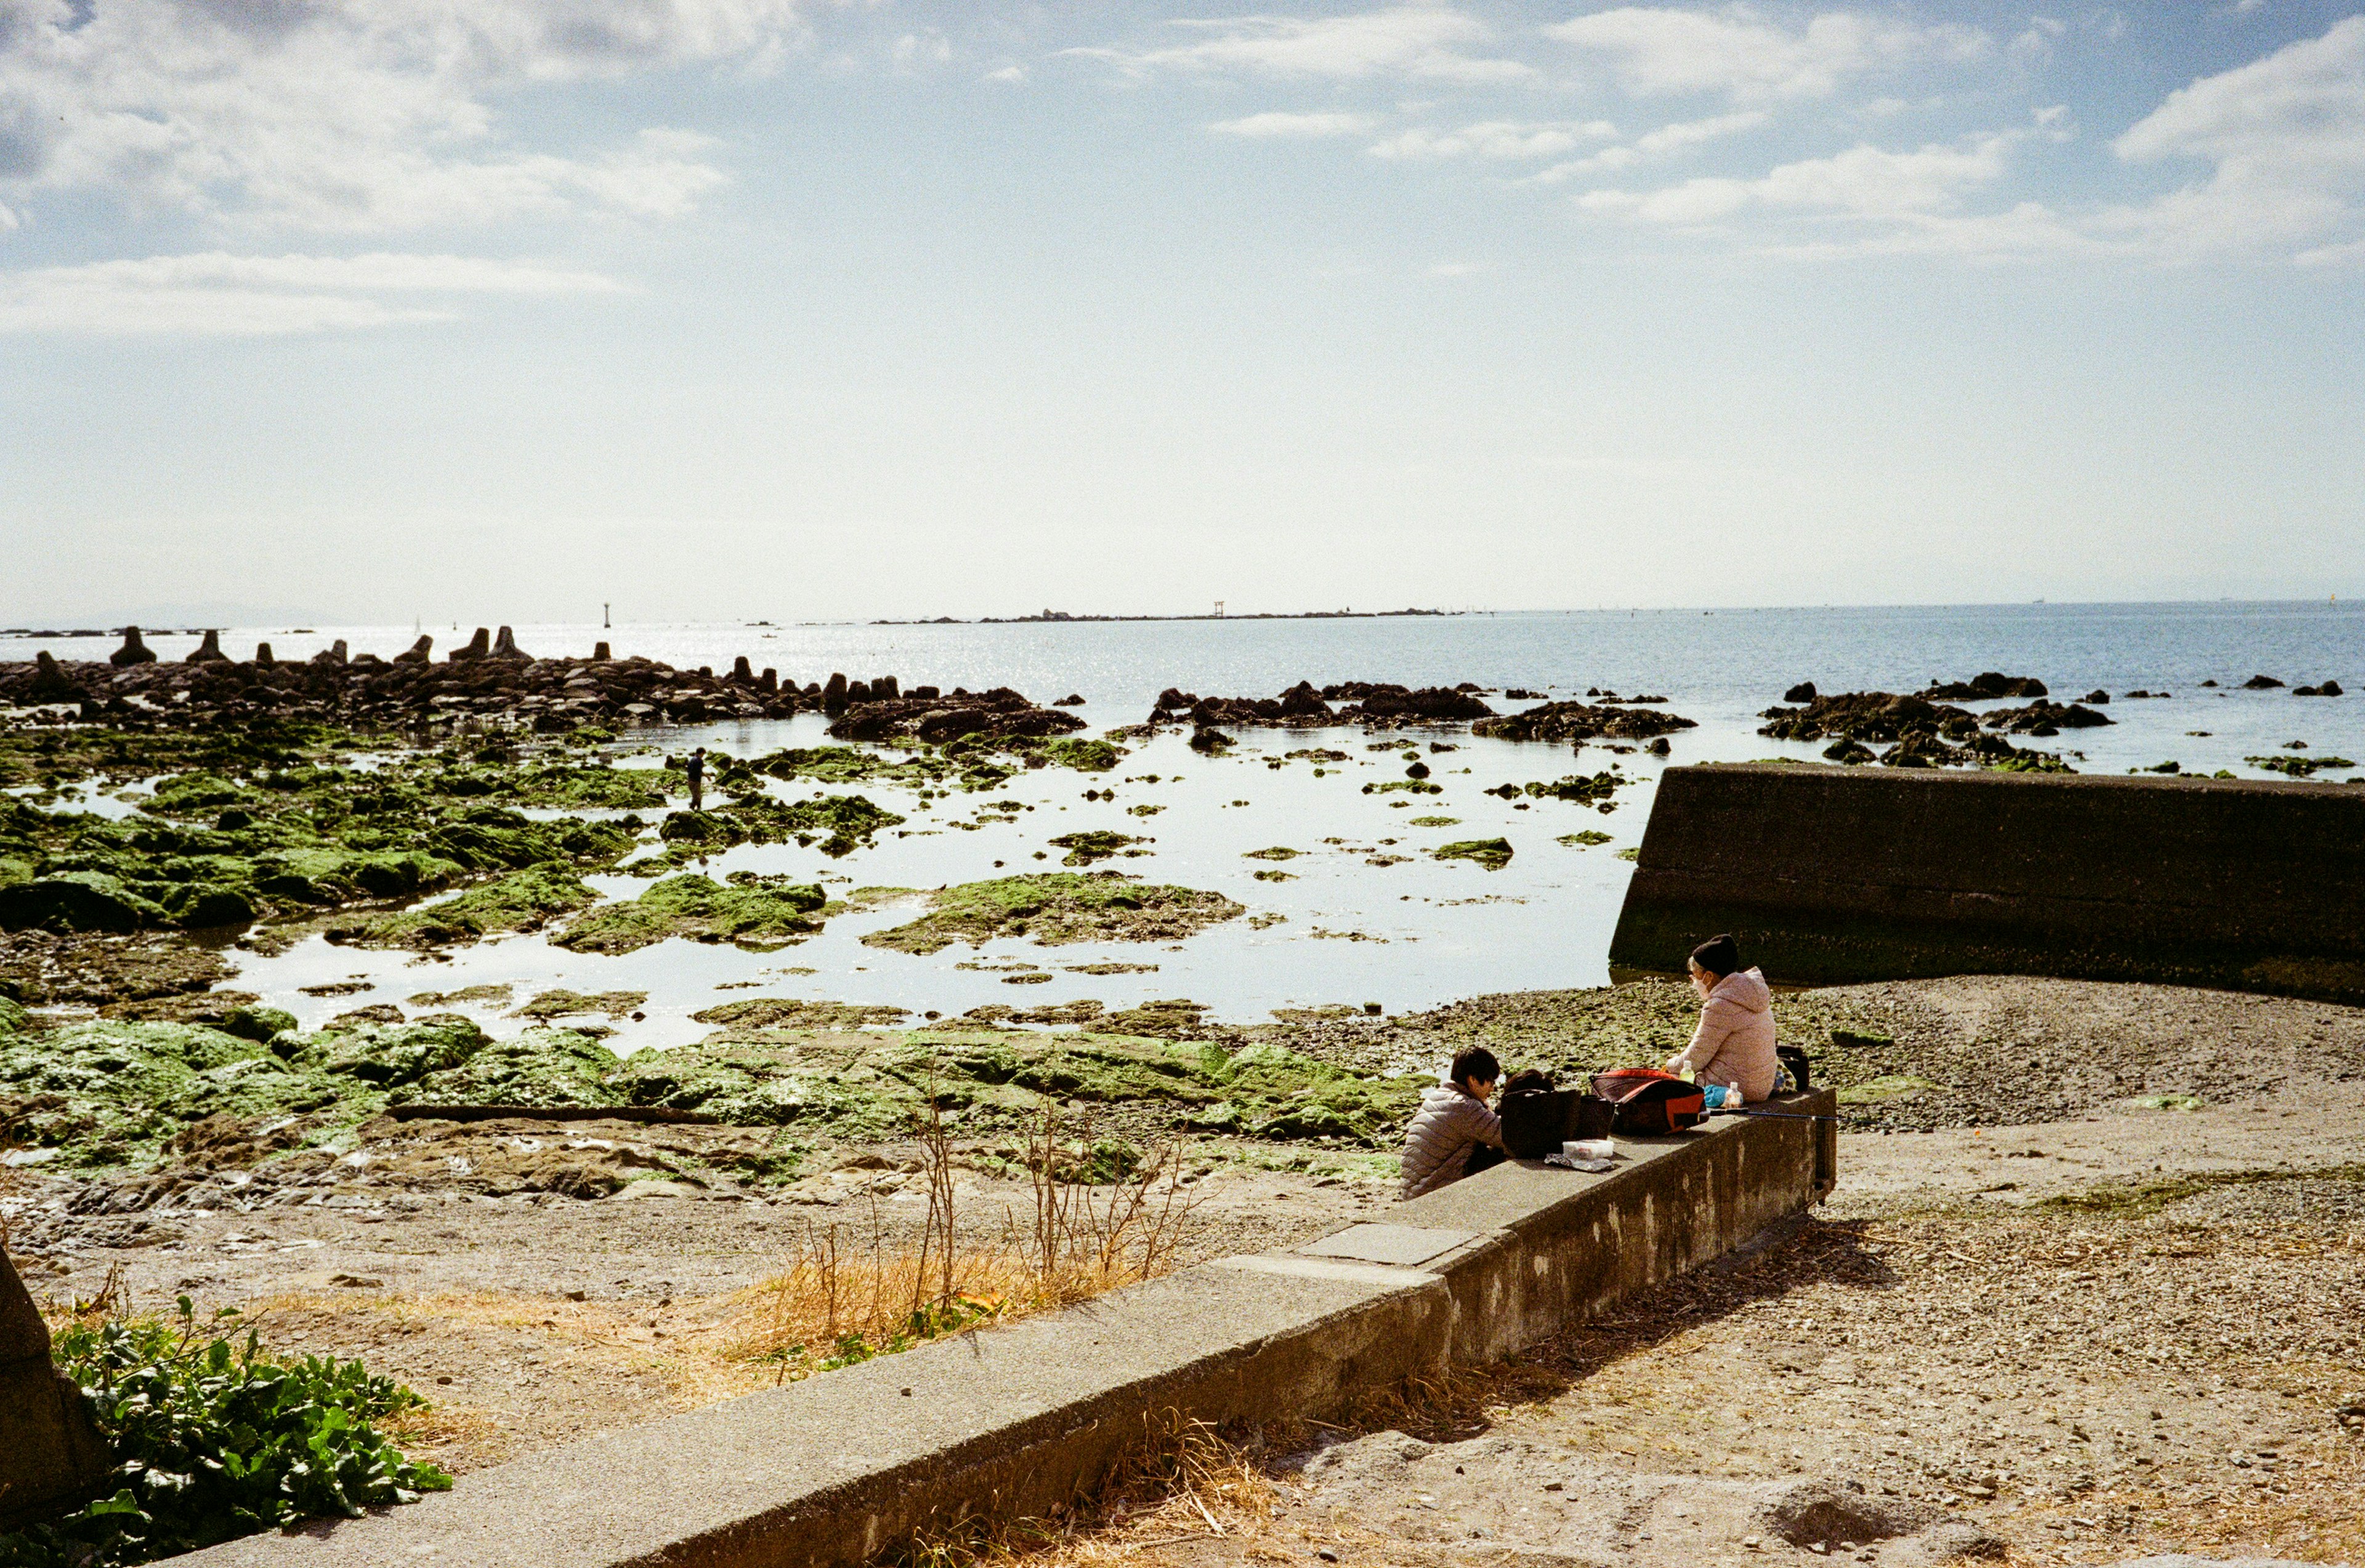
[656, 792, 903, 857]
[0, 1014, 490, 1168]
[1557, 830, 1614, 847]
[1241, 846, 1302, 861]
[691, 998, 911, 1030]
[517, 988, 647, 1020]
[604, 1025, 1420, 1147]
[348, 863, 597, 948]
[397, 1028, 626, 1109]
[859, 873, 1245, 955]
[1433, 838, 1514, 870]
[1046, 830, 1151, 867]
[555, 873, 828, 955]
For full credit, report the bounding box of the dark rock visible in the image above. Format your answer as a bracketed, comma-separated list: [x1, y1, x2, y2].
[592, 641, 611, 661]
[758, 668, 778, 693]
[2244, 674, 2286, 689]
[823, 673, 849, 716]
[1919, 671, 2047, 700]
[109, 626, 156, 666]
[185, 629, 229, 663]
[0, 873, 166, 933]
[491, 626, 528, 661]
[2082, 689, 2110, 704]
[2295, 681, 2344, 697]
[1476, 700, 1696, 743]
[0, 1243, 111, 1529]
[394, 634, 433, 663]
[874, 676, 900, 701]
[450, 628, 491, 662]
[846, 680, 873, 705]
[1054, 693, 1086, 706]
[28, 651, 81, 702]
[254, 642, 275, 666]
[1189, 724, 1235, 753]
[1783, 682, 1817, 703]
[311, 639, 348, 665]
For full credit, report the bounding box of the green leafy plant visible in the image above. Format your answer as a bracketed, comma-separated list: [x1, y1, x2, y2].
[0, 1298, 450, 1568]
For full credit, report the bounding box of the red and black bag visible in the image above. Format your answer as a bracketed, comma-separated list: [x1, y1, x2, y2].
[1588, 1069, 1708, 1136]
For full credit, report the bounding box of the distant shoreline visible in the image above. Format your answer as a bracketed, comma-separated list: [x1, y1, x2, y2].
[874, 608, 1458, 626]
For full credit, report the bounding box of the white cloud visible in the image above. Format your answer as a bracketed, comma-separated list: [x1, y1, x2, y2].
[1368, 119, 1616, 160]
[1210, 111, 1381, 138]
[1544, 6, 1990, 102]
[1582, 133, 2024, 225]
[1527, 110, 1766, 183]
[0, 250, 623, 335]
[1069, 7, 1532, 84]
[0, 0, 804, 232]
[2011, 16, 2067, 60]
[2104, 15, 2365, 260]
[982, 65, 1029, 84]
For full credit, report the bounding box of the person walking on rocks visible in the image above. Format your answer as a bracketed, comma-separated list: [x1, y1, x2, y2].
[1663, 934, 1777, 1104]
[686, 746, 707, 812]
[1399, 1047, 1505, 1200]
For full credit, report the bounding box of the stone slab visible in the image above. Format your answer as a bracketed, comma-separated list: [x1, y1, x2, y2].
[1292, 1223, 1478, 1266]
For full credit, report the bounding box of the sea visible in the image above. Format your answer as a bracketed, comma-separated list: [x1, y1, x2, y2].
[7, 602, 2360, 1051]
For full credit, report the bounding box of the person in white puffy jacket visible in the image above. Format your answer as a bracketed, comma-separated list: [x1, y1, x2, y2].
[1662, 933, 1779, 1103]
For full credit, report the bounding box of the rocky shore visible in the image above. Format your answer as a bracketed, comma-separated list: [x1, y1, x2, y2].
[0, 627, 1082, 738]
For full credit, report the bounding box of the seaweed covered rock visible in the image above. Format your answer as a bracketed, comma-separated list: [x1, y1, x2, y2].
[394, 1028, 624, 1109]
[0, 872, 169, 934]
[555, 873, 827, 954]
[1472, 701, 1697, 743]
[655, 793, 902, 857]
[608, 1027, 1420, 1147]
[346, 863, 596, 948]
[1433, 838, 1514, 870]
[860, 873, 1243, 955]
[288, 1016, 490, 1088]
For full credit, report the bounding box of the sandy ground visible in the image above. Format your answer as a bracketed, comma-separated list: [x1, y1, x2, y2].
[7, 975, 2364, 1564]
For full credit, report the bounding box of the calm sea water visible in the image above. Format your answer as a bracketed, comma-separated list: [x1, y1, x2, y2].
[10, 604, 2360, 1045]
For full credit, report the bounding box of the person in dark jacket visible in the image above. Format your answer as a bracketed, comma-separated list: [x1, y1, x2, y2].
[686, 746, 707, 812]
[1399, 1047, 1505, 1200]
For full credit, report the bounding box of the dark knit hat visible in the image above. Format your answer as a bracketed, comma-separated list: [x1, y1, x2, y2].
[1689, 934, 1742, 977]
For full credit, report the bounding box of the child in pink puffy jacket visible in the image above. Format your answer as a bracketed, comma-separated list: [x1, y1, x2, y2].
[1662, 934, 1779, 1104]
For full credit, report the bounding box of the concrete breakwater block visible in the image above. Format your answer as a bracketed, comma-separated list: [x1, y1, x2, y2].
[1610, 764, 2365, 1004]
[183, 1095, 1835, 1567]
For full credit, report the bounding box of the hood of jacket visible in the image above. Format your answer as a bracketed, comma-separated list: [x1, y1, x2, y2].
[1709, 966, 1771, 1014]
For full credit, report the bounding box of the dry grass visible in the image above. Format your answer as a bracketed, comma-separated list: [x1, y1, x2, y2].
[726, 1102, 1203, 1380]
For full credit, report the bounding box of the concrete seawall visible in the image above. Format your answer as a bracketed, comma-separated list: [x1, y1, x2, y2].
[184, 1089, 1835, 1568]
[1609, 763, 2365, 1003]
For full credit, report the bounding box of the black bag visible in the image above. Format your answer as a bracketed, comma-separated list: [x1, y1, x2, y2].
[1499, 1078, 1617, 1157]
[1777, 1045, 1813, 1091]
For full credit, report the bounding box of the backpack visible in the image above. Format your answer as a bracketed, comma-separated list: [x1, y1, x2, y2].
[1499, 1072, 1617, 1157]
[1588, 1068, 1708, 1136]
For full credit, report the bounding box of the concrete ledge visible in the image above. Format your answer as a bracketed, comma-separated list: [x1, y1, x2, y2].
[1609, 763, 2365, 1001]
[184, 1089, 1835, 1568]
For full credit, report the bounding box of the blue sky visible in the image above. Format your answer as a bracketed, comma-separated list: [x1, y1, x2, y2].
[2, 1, 2363, 623]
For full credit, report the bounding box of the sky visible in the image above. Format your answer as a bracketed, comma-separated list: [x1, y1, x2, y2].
[2, 1, 2363, 624]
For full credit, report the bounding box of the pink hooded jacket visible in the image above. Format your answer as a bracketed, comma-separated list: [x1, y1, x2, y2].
[1672, 967, 1778, 1102]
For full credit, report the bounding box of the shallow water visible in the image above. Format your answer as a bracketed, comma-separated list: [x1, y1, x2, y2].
[12, 604, 2362, 1045]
